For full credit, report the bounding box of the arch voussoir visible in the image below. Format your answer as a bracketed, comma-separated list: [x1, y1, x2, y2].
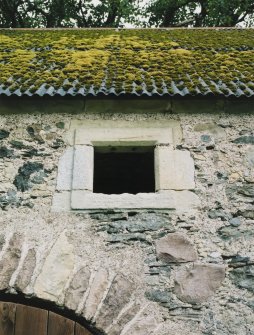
[0, 231, 153, 335]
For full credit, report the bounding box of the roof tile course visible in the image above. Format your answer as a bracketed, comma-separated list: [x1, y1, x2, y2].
[0, 28, 254, 97]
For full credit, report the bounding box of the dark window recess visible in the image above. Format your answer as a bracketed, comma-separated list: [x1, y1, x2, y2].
[93, 146, 155, 194]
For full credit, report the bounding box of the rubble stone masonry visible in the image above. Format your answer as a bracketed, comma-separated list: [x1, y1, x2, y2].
[0, 97, 253, 335]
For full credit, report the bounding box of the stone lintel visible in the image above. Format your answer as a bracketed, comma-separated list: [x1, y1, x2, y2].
[73, 120, 181, 146]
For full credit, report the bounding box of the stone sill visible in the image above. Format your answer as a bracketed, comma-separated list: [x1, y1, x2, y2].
[52, 190, 200, 213]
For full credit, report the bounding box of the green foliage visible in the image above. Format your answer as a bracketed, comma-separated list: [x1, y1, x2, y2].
[0, 0, 140, 28]
[0, 0, 254, 28]
[144, 0, 254, 27]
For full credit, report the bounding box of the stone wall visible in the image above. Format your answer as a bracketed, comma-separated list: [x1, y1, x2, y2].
[0, 97, 254, 335]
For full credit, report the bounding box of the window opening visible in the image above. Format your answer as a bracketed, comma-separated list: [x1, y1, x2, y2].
[93, 146, 155, 194]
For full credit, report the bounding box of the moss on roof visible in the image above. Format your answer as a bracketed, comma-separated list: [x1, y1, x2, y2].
[0, 28, 254, 97]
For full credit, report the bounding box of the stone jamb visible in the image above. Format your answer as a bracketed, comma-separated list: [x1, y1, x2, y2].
[53, 119, 197, 211]
[72, 145, 94, 191]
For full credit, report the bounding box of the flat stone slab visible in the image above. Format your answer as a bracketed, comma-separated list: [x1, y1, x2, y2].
[15, 248, 36, 291]
[71, 190, 200, 212]
[56, 147, 74, 191]
[65, 267, 91, 311]
[95, 274, 133, 331]
[156, 233, 198, 263]
[0, 233, 22, 290]
[174, 263, 225, 304]
[83, 268, 109, 321]
[73, 119, 182, 146]
[34, 232, 74, 301]
[155, 148, 195, 190]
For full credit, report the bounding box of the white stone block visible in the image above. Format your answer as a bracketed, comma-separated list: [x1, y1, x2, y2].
[34, 232, 74, 301]
[72, 145, 94, 191]
[71, 190, 200, 212]
[51, 191, 71, 212]
[155, 148, 195, 190]
[72, 119, 182, 146]
[173, 190, 200, 211]
[75, 127, 172, 146]
[56, 147, 74, 191]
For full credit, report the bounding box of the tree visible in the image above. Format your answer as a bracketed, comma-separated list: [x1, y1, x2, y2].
[0, 0, 139, 28]
[0, 0, 254, 28]
[72, 0, 139, 27]
[0, 0, 28, 28]
[144, 0, 254, 27]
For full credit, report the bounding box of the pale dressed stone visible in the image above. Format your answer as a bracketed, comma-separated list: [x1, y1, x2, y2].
[95, 274, 133, 331]
[15, 248, 36, 291]
[107, 303, 140, 335]
[73, 119, 182, 146]
[72, 145, 94, 191]
[76, 127, 172, 146]
[83, 268, 109, 321]
[174, 190, 200, 211]
[56, 147, 74, 191]
[65, 267, 91, 311]
[0, 233, 22, 290]
[155, 233, 198, 263]
[71, 190, 200, 212]
[51, 191, 71, 212]
[54, 119, 195, 212]
[174, 263, 225, 304]
[34, 232, 74, 301]
[155, 147, 195, 190]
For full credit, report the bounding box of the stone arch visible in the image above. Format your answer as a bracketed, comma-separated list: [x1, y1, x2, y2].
[0, 232, 161, 335]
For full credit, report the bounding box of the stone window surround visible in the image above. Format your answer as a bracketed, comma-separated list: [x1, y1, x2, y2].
[53, 120, 199, 212]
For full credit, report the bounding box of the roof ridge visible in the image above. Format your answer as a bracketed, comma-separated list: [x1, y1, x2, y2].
[1, 27, 254, 31]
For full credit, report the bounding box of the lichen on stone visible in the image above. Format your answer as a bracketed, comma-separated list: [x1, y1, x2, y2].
[0, 28, 254, 96]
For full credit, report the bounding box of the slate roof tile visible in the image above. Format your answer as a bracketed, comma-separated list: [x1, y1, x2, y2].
[0, 28, 254, 97]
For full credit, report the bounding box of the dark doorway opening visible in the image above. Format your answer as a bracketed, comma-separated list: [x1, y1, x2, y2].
[0, 301, 97, 335]
[93, 146, 155, 194]
[0, 292, 102, 335]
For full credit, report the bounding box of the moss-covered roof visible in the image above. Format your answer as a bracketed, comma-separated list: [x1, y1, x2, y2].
[0, 28, 254, 97]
